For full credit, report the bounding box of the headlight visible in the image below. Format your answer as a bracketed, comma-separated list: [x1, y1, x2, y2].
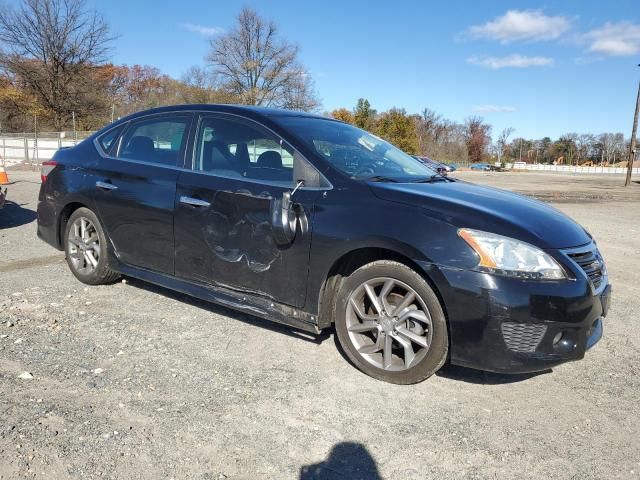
[458, 228, 566, 280]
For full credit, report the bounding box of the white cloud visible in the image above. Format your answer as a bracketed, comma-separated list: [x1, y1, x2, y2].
[467, 54, 554, 69]
[573, 56, 603, 65]
[182, 23, 225, 36]
[583, 22, 640, 56]
[468, 10, 570, 43]
[472, 105, 517, 113]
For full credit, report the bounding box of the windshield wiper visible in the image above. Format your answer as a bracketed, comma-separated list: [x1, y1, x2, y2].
[413, 173, 453, 183]
[361, 175, 399, 183]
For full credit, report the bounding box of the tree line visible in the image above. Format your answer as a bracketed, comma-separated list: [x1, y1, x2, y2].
[329, 101, 632, 166]
[0, 0, 632, 166]
[0, 1, 318, 132]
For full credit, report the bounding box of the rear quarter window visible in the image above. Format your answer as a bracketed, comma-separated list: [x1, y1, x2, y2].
[97, 126, 123, 155]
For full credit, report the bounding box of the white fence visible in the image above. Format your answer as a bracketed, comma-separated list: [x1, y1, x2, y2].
[0, 132, 94, 167]
[512, 163, 640, 175]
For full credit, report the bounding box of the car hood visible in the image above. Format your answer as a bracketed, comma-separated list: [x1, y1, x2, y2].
[369, 180, 590, 249]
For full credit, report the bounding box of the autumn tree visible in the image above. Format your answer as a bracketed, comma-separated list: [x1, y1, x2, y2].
[0, 73, 47, 130]
[374, 108, 419, 154]
[206, 7, 319, 110]
[330, 108, 355, 124]
[464, 116, 491, 163]
[0, 0, 113, 129]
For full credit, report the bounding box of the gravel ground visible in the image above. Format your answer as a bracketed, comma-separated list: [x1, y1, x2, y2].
[1, 170, 639, 480]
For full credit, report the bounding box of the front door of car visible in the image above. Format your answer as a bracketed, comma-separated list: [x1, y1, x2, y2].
[173, 113, 325, 308]
[88, 112, 193, 274]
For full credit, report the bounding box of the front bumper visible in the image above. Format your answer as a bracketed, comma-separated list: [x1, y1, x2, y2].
[421, 262, 610, 374]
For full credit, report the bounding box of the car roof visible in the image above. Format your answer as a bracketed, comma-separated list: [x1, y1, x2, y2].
[114, 104, 329, 125]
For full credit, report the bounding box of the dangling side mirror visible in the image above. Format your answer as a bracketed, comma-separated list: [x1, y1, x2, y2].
[270, 180, 307, 245]
[271, 191, 297, 245]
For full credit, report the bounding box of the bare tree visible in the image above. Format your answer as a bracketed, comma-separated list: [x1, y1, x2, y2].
[182, 66, 214, 92]
[496, 127, 515, 162]
[413, 108, 469, 162]
[0, 0, 113, 129]
[280, 71, 321, 111]
[206, 7, 319, 110]
[576, 134, 595, 164]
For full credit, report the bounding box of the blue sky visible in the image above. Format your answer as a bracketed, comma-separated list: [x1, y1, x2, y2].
[15, 0, 640, 139]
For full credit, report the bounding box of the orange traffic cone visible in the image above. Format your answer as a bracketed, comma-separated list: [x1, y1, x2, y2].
[0, 163, 8, 185]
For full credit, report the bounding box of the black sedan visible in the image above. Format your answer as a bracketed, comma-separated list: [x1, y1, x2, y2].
[37, 105, 610, 384]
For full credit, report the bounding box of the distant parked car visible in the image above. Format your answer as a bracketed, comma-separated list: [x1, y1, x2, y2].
[470, 163, 491, 171]
[414, 156, 454, 175]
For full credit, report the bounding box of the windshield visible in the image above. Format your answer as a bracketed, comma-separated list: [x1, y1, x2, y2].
[277, 116, 438, 182]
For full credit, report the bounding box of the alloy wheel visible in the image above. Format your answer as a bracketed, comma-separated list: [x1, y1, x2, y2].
[345, 277, 433, 371]
[67, 217, 101, 275]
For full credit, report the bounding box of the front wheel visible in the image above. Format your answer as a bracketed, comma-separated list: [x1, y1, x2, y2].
[64, 207, 120, 285]
[335, 260, 448, 384]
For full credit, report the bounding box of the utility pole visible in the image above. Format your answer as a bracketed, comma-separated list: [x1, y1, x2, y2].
[72, 111, 77, 145]
[625, 65, 640, 187]
[34, 115, 38, 169]
[519, 139, 523, 162]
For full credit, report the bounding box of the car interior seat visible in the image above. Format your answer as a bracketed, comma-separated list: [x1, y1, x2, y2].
[126, 136, 155, 161]
[257, 151, 283, 169]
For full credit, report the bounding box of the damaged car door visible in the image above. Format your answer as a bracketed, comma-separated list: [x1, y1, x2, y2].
[174, 113, 322, 308]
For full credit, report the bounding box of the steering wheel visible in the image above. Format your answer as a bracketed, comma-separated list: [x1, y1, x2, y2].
[354, 163, 377, 177]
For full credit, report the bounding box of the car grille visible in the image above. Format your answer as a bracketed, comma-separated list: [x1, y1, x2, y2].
[501, 322, 547, 353]
[566, 246, 605, 289]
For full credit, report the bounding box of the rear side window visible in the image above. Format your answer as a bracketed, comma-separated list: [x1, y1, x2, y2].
[118, 115, 190, 167]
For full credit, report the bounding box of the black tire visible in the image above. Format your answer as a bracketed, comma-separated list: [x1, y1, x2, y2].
[334, 260, 448, 384]
[63, 207, 120, 285]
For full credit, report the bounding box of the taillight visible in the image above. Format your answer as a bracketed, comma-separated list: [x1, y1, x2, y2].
[41, 160, 58, 183]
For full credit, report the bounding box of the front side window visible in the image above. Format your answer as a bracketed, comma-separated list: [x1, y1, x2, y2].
[118, 115, 190, 166]
[276, 116, 438, 182]
[193, 115, 294, 186]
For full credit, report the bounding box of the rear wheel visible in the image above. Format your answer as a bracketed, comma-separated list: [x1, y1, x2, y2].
[335, 260, 448, 384]
[64, 208, 120, 285]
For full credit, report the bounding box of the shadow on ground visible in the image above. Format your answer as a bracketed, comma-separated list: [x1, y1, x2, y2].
[333, 331, 549, 384]
[436, 364, 551, 384]
[124, 276, 332, 345]
[299, 442, 381, 480]
[0, 200, 37, 229]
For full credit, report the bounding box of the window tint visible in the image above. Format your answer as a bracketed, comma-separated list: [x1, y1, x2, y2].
[118, 116, 189, 166]
[97, 126, 122, 154]
[194, 116, 293, 186]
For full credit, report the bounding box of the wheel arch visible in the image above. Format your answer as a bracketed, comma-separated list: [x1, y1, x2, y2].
[316, 245, 448, 330]
[58, 201, 91, 247]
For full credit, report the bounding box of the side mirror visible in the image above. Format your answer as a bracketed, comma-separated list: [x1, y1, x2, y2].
[270, 190, 298, 244]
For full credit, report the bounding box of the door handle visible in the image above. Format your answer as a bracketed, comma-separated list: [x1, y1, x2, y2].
[96, 181, 118, 191]
[179, 196, 211, 208]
